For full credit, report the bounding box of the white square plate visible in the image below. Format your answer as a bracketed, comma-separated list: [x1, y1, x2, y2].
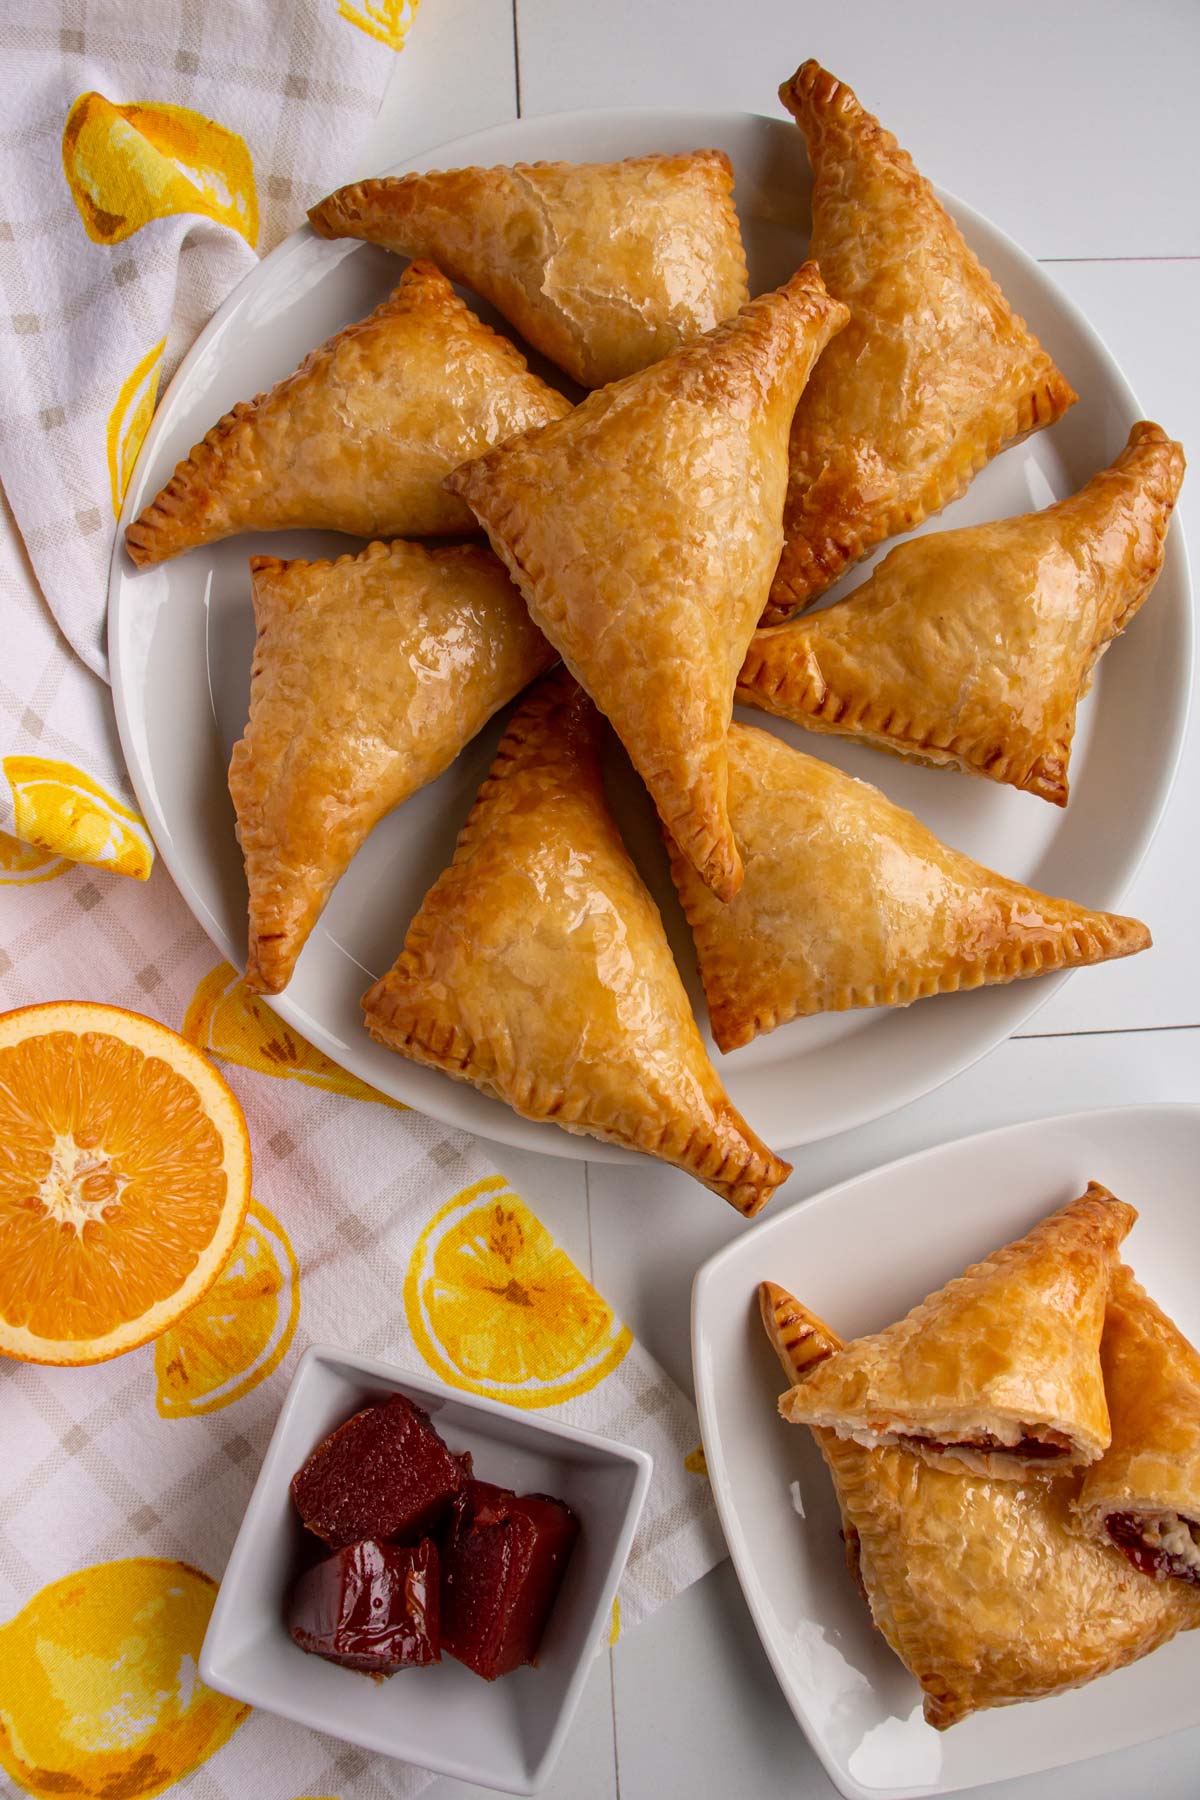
[691, 1104, 1200, 1798]
[200, 1348, 651, 1794]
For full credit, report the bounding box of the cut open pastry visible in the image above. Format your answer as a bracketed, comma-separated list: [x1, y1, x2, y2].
[361, 671, 792, 1215]
[446, 265, 848, 900]
[667, 724, 1151, 1050]
[740, 422, 1186, 803]
[309, 150, 750, 389]
[760, 1277, 1200, 1729]
[777, 1185, 1134, 1478]
[767, 59, 1076, 620]
[125, 261, 571, 566]
[229, 539, 556, 995]
[1076, 1265, 1200, 1587]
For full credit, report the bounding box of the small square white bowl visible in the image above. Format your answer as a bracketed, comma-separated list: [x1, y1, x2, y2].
[200, 1345, 652, 1794]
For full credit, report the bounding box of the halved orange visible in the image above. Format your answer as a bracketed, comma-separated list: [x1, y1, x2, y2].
[0, 1002, 251, 1366]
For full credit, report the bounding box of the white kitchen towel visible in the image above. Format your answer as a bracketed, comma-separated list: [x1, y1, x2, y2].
[0, 10, 728, 1797]
[0, 845, 726, 1800]
[0, 0, 409, 869]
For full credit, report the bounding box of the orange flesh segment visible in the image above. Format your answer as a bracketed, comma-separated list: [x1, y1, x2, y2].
[0, 1029, 228, 1340]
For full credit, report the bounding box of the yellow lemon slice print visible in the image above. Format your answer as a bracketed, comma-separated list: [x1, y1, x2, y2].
[155, 1197, 300, 1417]
[0, 1558, 248, 1800]
[183, 961, 405, 1108]
[339, 0, 422, 53]
[684, 1443, 709, 1478]
[0, 827, 67, 886]
[62, 92, 258, 247]
[4, 756, 154, 880]
[405, 1175, 632, 1408]
[107, 338, 165, 517]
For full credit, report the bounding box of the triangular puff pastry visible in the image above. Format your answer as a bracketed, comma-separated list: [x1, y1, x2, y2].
[740, 423, 1185, 803]
[309, 151, 751, 390]
[767, 60, 1077, 620]
[361, 672, 791, 1215]
[125, 261, 571, 566]
[1075, 1265, 1200, 1586]
[229, 539, 556, 996]
[777, 1186, 1134, 1477]
[668, 724, 1150, 1049]
[761, 1279, 1200, 1730]
[446, 266, 849, 900]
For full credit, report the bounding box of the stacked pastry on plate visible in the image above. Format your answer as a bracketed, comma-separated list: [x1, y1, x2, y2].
[761, 1187, 1200, 1726]
[126, 59, 1185, 1209]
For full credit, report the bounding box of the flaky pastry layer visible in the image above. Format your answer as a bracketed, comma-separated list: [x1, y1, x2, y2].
[768, 59, 1076, 619]
[362, 671, 791, 1214]
[446, 265, 848, 901]
[667, 724, 1150, 1050]
[740, 423, 1185, 803]
[126, 261, 570, 565]
[229, 537, 555, 995]
[310, 150, 749, 388]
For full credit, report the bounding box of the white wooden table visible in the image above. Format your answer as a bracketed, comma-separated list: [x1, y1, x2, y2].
[360, 4, 1200, 1794]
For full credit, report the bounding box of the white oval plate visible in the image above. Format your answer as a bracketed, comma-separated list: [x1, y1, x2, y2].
[692, 1104, 1200, 1798]
[109, 109, 1191, 1161]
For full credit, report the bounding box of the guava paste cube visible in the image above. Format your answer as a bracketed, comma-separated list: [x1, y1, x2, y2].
[441, 1479, 579, 1680]
[291, 1394, 465, 1546]
[289, 1537, 441, 1672]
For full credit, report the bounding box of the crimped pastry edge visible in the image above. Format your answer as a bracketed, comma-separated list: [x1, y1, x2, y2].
[362, 671, 790, 1214]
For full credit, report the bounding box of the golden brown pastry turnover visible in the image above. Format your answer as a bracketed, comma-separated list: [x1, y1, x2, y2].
[229, 539, 556, 996]
[740, 423, 1186, 803]
[361, 672, 791, 1214]
[308, 150, 750, 389]
[446, 266, 848, 901]
[767, 59, 1077, 621]
[125, 261, 571, 566]
[778, 1185, 1134, 1477]
[1076, 1265, 1200, 1586]
[761, 1278, 1200, 1729]
[667, 724, 1151, 1050]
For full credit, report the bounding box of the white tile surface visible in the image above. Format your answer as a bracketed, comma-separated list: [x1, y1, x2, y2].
[357, 10, 1200, 1795]
[356, 0, 517, 175]
[514, 0, 1200, 259]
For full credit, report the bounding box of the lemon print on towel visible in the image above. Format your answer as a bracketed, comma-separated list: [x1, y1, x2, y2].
[4, 756, 154, 880]
[155, 1197, 300, 1417]
[0, 1558, 248, 1800]
[108, 338, 165, 516]
[0, 828, 68, 887]
[184, 961, 405, 1108]
[62, 92, 258, 246]
[339, 0, 422, 53]
[406, 1175, 632, 1408]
